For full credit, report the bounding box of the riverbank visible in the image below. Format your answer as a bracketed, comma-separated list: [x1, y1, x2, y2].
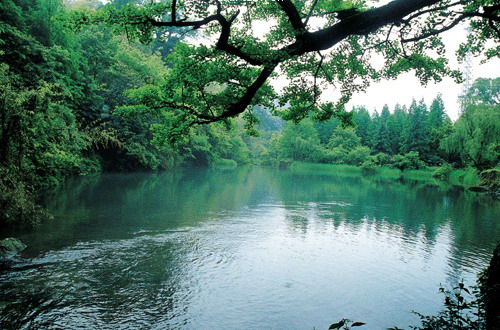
[287, 162, 482, 188]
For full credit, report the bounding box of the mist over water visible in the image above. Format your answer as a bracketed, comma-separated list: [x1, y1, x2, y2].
[1, 167, 498, 329]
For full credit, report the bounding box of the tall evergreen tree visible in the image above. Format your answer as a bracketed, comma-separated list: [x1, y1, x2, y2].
[427, 94, 450, 164]
[387, 104, 407, 155]
[373, 104, 392, 154]
[352, 106, 372, 147]
[428, 94, 447, 130]
[402, 99, 430, 160]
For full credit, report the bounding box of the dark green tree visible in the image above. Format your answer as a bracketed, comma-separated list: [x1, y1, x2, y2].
[402, 99, 430, 161]
[352, 106, 372, 147]
[427, 94, 450, 164]
[372, 104, 392, 154]
[387, 103, 407, 155]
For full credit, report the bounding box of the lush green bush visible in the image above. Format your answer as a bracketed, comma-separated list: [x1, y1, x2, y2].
[372, 152, 392, 166]
[211, 158, 237, 168]
[391, 151, 426, 171]
[345, 146, 371, 166]
[432, 163, 453, 181]
[360, 160, 377, 174]
[0, 167, 52, 227]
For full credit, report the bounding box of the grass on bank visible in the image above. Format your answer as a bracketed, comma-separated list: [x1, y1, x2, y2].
[288, 162, 481, 187]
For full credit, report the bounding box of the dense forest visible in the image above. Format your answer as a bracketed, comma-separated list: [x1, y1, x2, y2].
[0, 0, 499, 228]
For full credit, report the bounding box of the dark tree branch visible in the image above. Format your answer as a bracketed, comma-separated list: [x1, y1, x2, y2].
[402, 14, 467, 42]
[193, 64, 277, 124]
[276, 0, 307, 34]
[282, 0, 443, 56]
[304, 0, 319, 27]
[402, 11, 500, 43]
[313, 51, 325, 105]
[402, 0, 464, 24]
[171, 0, 177, 22]
[148, 14, 219, 28]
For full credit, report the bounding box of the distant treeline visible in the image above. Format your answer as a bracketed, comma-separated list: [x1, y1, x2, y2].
[257, 87, 499, 172]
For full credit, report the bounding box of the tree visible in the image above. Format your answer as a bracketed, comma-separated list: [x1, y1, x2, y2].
[62, 0, 500, 141]
[352, 106, 372, 147]
[442, 78, 500, 170]
[427, 94, 451, 164]
[402, 98, 430, 160]
[428, 94, 447, 130]
[372, 104, 392, 154]
[274, 119, 323, 162]
[442, 104, 500, 170]
[466, 77, 500, 106]
[387, 103, 407, 155]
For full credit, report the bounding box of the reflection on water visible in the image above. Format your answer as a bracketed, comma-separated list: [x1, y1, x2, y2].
[1, 167, 499, 329]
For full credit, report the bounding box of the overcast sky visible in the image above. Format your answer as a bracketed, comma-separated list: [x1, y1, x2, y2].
[345, 25, 500, 121]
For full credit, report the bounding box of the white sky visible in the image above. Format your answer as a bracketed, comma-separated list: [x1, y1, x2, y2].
[345, 26, 500, 121]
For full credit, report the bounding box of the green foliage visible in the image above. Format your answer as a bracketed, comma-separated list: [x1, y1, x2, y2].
[0, 167, 53, 227]
[268, 119, 324, 163]
[449, 167, 481, 187]
[328, 126, 361, 150]
[466, 78, 500, 105]
[478, 168, 500, 193]
[372, 153, 392, 166]
[402, 99, 430, 161]
[392, 152, 426, 171]
[412, 282, 486, 329]
[57, 0, 497, 143]
[432, 163, 453, 181]
[442, 103, 500, 171]
[329, 319, 366, 329]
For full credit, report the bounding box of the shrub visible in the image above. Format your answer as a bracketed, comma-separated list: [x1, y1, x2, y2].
[322, 147, 348, 164]
[372, 152, 392, 166]
[432, 163, 453, 181]
[361, 160, 377, 174]
[411, 282, 485, 330]
[391, 151, 426, 171]
[211, 158, 237, 168]
[345, 146, 371, 166]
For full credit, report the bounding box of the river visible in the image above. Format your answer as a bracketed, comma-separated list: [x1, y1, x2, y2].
[1, 167, 499, 329]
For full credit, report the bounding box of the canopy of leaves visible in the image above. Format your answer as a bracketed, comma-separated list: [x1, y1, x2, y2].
[60, 0, 500, 142]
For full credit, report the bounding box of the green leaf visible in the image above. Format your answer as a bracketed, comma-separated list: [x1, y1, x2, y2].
[352, 322, 366, 327]
[329, 320, 346, 329]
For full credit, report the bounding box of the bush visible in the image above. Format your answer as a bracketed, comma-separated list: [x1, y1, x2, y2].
[211, 158, 237, 168]
[0, 167, 52, 228]
[412, 282, 485, 330]
[372, 152, 392, 166]
[479, 168, 500, 193]
[432, 163, 453, 181]
[345, 146, 371, 166]
[391, 151, 426, 171]
[322, 147, 348, 164]
[361, 160, 377, 174]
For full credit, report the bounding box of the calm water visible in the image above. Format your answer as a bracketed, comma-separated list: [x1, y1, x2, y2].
[1, 167, 499, 329]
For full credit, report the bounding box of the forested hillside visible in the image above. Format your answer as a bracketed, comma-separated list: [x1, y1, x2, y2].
[0, 0, 253, 227]
[1, 0, 499, 229]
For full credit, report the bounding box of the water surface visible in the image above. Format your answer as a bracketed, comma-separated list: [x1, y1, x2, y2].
[1, 167, 499, 329]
